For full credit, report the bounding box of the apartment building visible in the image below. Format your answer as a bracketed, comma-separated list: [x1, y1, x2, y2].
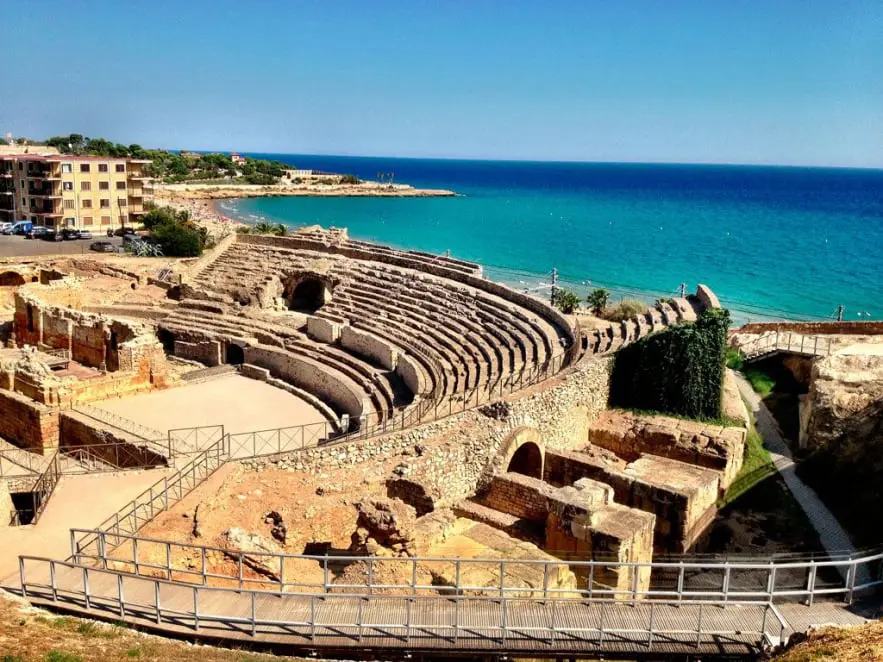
[0, 154, 153, 229]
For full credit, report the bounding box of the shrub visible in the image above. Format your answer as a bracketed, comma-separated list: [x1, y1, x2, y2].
[339, 174, 361, 185]
[725, 348, 744, 371]
[610, 308, 731, 420]
[150, 222, 204, 257]
[551, 288, 581, 314]
[602, 298, 648, 322]
[252, 221, 276, 234]
[586, 288, 611, 315]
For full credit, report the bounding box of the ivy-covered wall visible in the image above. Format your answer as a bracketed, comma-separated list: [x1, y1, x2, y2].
[609, 308, 730, 420]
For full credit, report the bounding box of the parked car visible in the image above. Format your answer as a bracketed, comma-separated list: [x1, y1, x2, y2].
[61, 228, 82, 240]
[90, 241, 116, 253]
[26, 226, 50, 239]
[77, 230, 93, 240]
[41, 230, 63, 241]
[7, 221, 32, 235]
[0, 222, 13, 233]
[113, 227, 137, 237]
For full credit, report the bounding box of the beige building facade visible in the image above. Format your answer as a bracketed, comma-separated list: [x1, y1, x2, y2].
[0, 154, 153, 229]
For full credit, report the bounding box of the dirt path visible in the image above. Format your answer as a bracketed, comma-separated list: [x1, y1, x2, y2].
[735, 374, 859, 562]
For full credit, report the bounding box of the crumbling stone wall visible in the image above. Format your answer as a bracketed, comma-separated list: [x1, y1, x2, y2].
[0, 389, 59, 453]
[340, 326, 398, 370]
[241, 357, 613, 511]
[60, 411, 167, 468]
[588, 410, 745, 489]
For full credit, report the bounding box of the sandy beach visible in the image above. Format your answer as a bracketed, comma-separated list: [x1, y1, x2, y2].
[154, 180, 456, 201]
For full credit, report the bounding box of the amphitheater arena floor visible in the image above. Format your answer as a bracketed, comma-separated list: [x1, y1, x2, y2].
[94, 374, 330, 436]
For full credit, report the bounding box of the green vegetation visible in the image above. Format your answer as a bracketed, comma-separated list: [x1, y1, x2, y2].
[141, 206, 209, 257]
[743, 366, 776, 397]
[551, 288, 581, 314]
[610, 308, 730, 420]
[239, 222, 287, 236]
[601, 298, 649, 322]
[34, 133, 288, 185]
[46, 652, 84, 662]
[586, 288, 611, 315]
[720, 409, 776, 505]
[338, 173, 362, 184]
[725, 347, 744, 371]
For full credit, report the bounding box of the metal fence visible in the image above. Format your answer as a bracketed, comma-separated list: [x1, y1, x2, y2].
[73, 437, 227, 555]
[739, 331, 833, 361]
[9, 453, 62, 526]
[18, 556, 787, 654]
[69, 529, 883, 607]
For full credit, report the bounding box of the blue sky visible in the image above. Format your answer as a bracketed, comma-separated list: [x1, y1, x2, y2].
[1, 1, 881, 166]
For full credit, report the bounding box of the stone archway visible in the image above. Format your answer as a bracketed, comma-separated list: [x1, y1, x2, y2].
[0, 271, 25, 287]
[282, 273, 332, 313]
[499, 426, 545, 480]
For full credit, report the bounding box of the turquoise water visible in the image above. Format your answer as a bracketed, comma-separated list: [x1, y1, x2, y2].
[219, 156, 883, 323]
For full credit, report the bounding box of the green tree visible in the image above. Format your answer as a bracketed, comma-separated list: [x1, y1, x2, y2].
[586, 288, 611, 315]
[551, 288, 581, 314]
[252, 221, 276, 234]
[150, 222, 203, 257]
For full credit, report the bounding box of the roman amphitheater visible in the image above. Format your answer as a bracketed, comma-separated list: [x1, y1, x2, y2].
[0, 227, 878, 659]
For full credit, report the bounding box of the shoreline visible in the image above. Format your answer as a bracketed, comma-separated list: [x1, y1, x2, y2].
[155, 181, 457, 201]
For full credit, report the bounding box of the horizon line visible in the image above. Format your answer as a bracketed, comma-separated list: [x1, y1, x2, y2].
[163, 148, 883, 171]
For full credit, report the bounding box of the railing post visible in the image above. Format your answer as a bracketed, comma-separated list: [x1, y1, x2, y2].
[155, 581, 161, 624]
[83, 566, 91, 610]
[18, 558, 26, 598]
[70, 529, 77, 561]
[238, 552, 244, 588]
[251, 591, 256, 636]
[696, 602, 703, 648]
[323, 556, 329, 593]
[806, 562, 817, 606]
[310, 596, 316, 641]
[647, 601, 655, 648]
[118, 574, 125, 618]
[193, 586, 199, 631]
[723, 565, 731, 605]
[201, 546, 207, 585]
[50, 562, 57, 602]
[677, 562, 685, 604]
[846, 562, 857, 604]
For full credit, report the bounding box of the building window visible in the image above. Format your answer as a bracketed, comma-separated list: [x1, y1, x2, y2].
[100, 199, 110, 208]
[61, 163, 72, 173]
[82, 200, 92, 209]
[81, 181, 91, 191]
[99, 181, 110, 190]
[21, 197, 25, 206]
[116, 181, 127, 190]
[18, 163, 23, 170]
[63, 182, 73, 191]
[115, 164, 125, 173]
[45, 218, 55, 227]
[82, 216, 93, 226]
[79, 163, 90, 173]
[117, 198, 127, 207]
[20, 180, 24, 189]
[101, 215, 111, 225]
[98, 164, 108, 173]
[63, 200, 74, 210]
[64, 217, 75, 226]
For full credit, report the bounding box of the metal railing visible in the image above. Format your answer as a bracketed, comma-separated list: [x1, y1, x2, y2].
[0, 442, 198, 480]
[73, 437, 227, 555]
[69, 528, 883, 607]
[73, 403, 166, 447]
[19, 556, 788, 654]
[10, 452, 64, 526]
[739, 331, 833, 360]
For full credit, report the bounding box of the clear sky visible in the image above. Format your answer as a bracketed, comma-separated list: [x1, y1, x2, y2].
[1, 1, 881, 167]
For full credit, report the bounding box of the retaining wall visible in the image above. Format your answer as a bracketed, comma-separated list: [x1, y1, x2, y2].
[0, 389, 58, 453]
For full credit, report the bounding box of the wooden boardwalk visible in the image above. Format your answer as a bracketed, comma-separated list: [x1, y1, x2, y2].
[17, 558, 832, 658]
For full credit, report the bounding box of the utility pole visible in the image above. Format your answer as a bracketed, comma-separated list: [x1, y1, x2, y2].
[837, 304, 844, 322]
[679, 282, 687, 298]
[550, 268, 559, 304]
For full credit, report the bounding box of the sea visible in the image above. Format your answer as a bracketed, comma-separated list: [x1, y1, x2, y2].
[216, 156, 883, 324]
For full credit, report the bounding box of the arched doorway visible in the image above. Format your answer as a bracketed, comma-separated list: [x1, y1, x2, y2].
[226, 343, 245, 365]
[507, 442, 543, 479]
[0, 271, 25, 287]
[282, 273, 332, 313]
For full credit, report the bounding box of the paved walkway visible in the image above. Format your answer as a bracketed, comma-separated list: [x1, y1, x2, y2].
[735, 374, 858, 559]
[0, 469, 171, 586]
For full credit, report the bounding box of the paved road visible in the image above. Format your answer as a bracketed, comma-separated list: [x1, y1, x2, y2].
[0, 235, 122, 259]
[735, 374, 859, 561]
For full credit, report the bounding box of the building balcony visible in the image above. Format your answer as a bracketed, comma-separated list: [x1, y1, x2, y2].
[26, 171, 61, 181]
